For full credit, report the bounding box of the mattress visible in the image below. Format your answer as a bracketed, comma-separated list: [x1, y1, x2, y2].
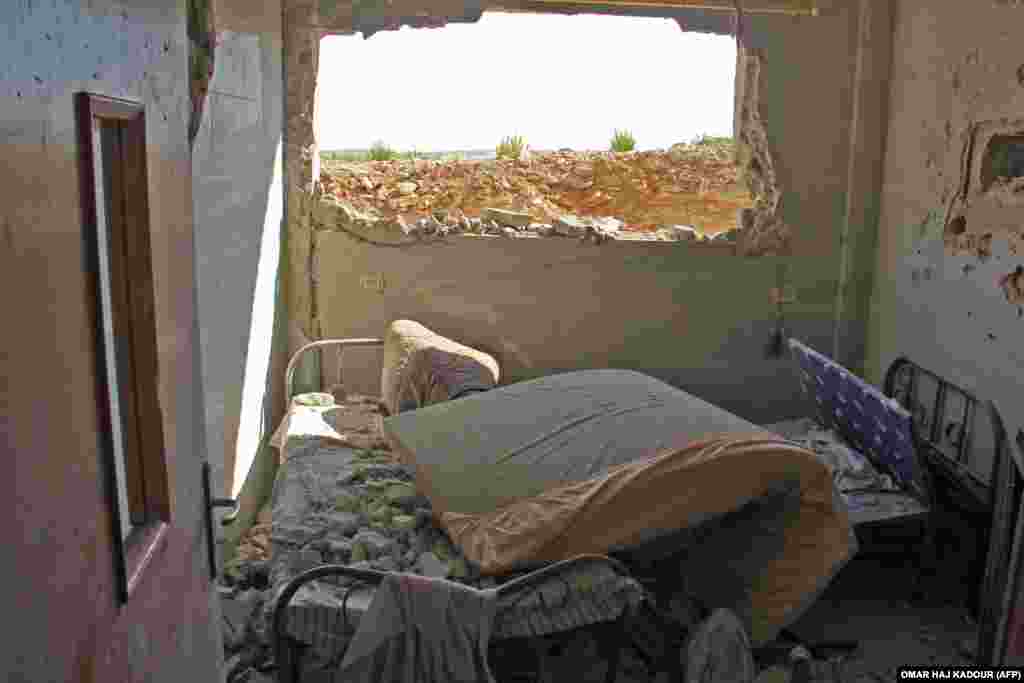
[383, 368, 774, 516]
[383, 369, 857, 645]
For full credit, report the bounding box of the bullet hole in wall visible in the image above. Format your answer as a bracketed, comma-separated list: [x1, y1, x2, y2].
[998, 265, 1024, 304]
[979, 233, 994, 262]
[1018, 64, 1024, 87]
[981, 135, 1024, 191]
[947, 215, 968, 236]
[987, 333, 997, 341]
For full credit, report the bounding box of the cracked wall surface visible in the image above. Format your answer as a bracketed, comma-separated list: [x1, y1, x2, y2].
[867, 1, 1024, 456]
[735, 47, 790, 257]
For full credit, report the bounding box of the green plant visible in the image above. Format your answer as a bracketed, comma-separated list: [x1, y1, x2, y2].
[610, 129, 637, 152]
[691, 134, 734, 147]
[321, 149, 370, 162]
[496, 135, 527, 160]
[368, 140, 397, 161]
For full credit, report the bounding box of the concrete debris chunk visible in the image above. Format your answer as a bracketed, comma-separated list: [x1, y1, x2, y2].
[554, 214, 589, 237]
[392, 514, 418, 532]
[416, 551, 448, 578]
[482, 207, 532, 228]
[662, 224, 699, 242]
[325, 511, 362, 537]
[372, 556, 397, 572]
[352, 530, 395, 560]
[326, 540, 353, 563]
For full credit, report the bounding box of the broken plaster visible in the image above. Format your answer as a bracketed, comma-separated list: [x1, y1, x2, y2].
[735, 48, 790, 257]
[999, 265, 1024, 304]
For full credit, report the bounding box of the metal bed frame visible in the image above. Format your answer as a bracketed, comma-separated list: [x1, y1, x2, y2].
[271, 554, 690, 683]
[284, 338, 385, 406]
[274, 338, 705, 682]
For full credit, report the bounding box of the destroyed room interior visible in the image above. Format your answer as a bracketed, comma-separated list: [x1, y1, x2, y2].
[4, 1, 1024, 682]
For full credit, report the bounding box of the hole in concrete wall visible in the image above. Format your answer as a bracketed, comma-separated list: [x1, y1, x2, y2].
[313, 13, 760, 245]
[187, 0, 216, 145]
[979, 232, 994, 262]
[947, 215, 968, 237]
[999, 265, 1024, 304]
[981, 134, 1024, 192]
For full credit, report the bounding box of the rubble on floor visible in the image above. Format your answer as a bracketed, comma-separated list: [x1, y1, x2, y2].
[318, 145, 754, 242]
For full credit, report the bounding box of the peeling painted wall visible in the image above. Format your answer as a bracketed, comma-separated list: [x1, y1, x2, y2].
[867, 1, 1024, 450]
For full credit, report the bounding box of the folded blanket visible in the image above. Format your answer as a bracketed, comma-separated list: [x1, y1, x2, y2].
[337, 573, 499, 683]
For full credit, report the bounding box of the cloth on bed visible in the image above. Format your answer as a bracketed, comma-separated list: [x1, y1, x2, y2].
[269, 393, 388, 457]
[775, 418, 901, 494]
[382, 320, 500, 416]
[383, 369, 856, 645]
[336, 573, 499, 683]
[764, 418, 928, 526]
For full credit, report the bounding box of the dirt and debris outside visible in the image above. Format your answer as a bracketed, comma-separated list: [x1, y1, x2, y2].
[318, 141, 753, 240]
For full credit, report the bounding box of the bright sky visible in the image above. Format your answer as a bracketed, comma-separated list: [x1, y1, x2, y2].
[317, 12, 737, 152]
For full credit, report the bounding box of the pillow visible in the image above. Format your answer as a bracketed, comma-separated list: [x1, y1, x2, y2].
[381, 319, 500, 416]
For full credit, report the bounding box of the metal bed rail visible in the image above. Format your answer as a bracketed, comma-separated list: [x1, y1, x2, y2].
[270, 554, 671, 683]
[284, 338, 384, 403]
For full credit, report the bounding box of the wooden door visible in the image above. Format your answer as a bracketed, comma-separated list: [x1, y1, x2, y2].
[2, 82, 224, 683]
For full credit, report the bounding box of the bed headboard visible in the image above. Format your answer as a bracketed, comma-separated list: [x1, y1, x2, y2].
[788, 339, 922, 495]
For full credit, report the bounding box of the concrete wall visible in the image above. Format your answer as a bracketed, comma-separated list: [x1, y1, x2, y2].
[866, 0, 1024, 459]
[1, 2, 222, 681]
[298, 1, 874, 426]
[192, 0, 286, 499]
[317, 233, 835, 423]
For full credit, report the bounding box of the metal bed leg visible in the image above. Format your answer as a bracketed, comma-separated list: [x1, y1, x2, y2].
[527, 638, 548, 683]
[593, 617, 625, 683]
[912, 516, 939, 603]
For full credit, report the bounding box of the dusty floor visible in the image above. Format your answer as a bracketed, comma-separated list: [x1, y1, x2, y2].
[783, 555, 976, 682]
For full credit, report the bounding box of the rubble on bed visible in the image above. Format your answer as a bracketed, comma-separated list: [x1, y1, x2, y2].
[216, 393, 499, 681]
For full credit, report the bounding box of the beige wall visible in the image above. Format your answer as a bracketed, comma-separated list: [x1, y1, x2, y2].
[315, 232, 838, 423]
[867, 1, 1024, 447]
[299, 2, 874, 425]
